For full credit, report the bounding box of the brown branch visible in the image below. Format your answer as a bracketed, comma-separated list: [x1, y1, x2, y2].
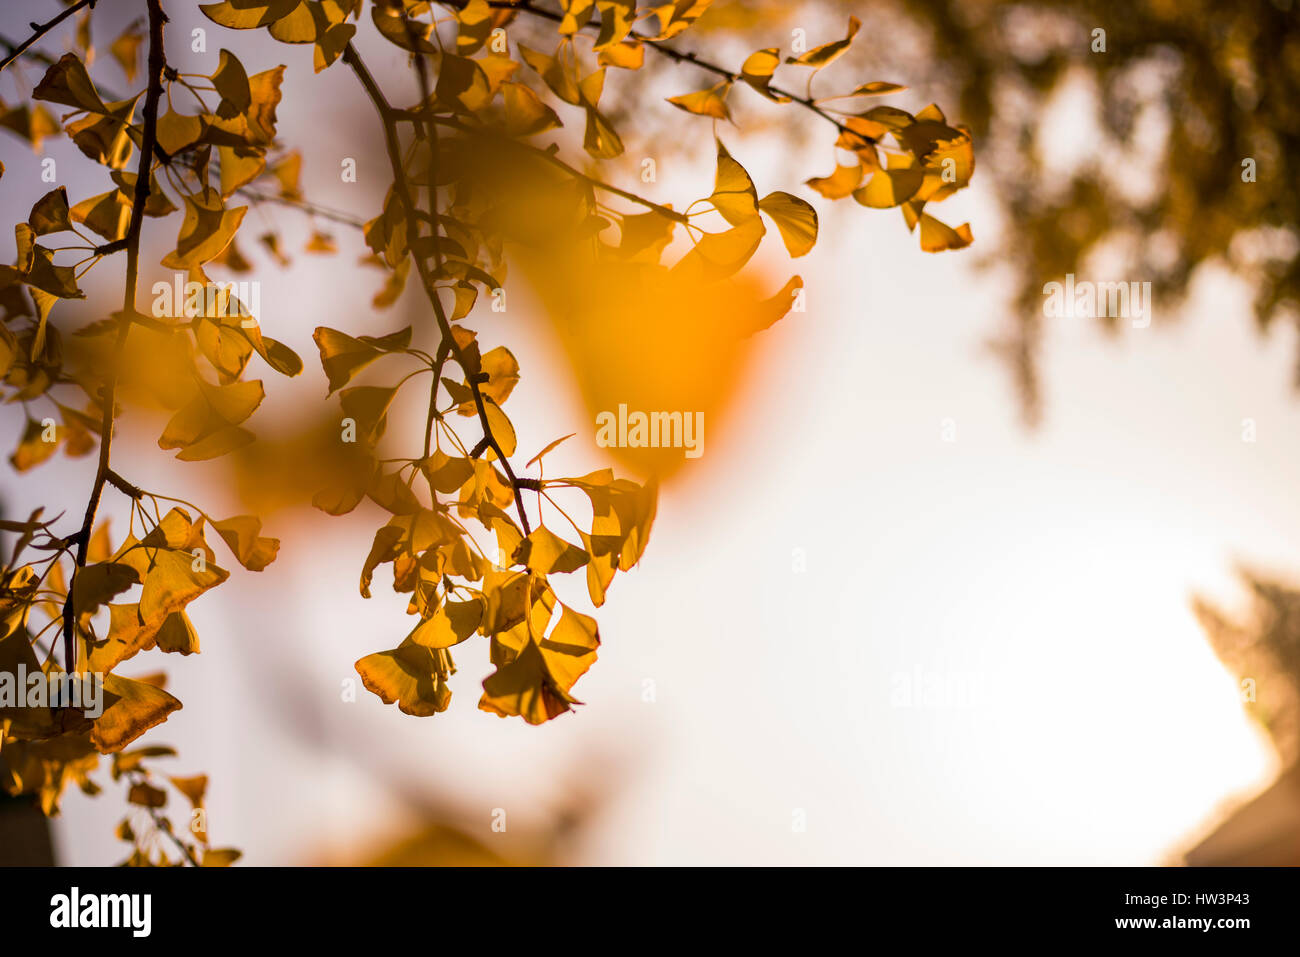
[0, 0, 95, 75]
[424, 338, 452, 461]
[448, 0, 864, 138]
[232, 187, 367, 229]
[60, 0, 167, 672]
[342, 41, 533, 535]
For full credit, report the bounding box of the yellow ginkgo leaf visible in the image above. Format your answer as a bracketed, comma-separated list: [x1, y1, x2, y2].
[583, 102, 624, 158]
[479, 569, 530, 635]
[667, 80, 732, 121]
[540, 603, 600, 691]
[71, 562, 140, 619]
[709, 140, 759, 226]
[740, 48, 790, 102]
[618, 207, 677, 261]
[199, 0, 300, 31]
[422, 450, 476, 494]
[154, 610, 200, 655]
[32, 53, 110, 115]
[437, 55, 493, 112]
[159, 379, 265, 459]
[805, 162, 864, 199]
[527, 433, 576, 467]
[211, 515, 280, 571]
[852, 155, 925, 209]
[202, 848, 242, 867]
[70, 189, 132, 242]
[673, 217, 765, 282]
[519, 526, 589, 575]
[823, 81, 907, 99]
[598, 41, 644, 70]
[474, 346, 521, 409]
[408, 599, 483, 648]
[455, 0, 494, 54]
[155, 108, 203, 156]
[109, 21, 144, 82]
[212, 49, 252, 111]
[160, 190, 247, 270]
[356, 639, 452, 716]
[28, 187, 73, 236]
[918, 214, 973, 252]
[339, 385, 398, 446]
[503, 82, 562, 137]
[481, 398, 517, 458]
[90, 674, 182, 754]
[479, 639, 577, 725]
[518, 43, 581, 105]
[367, 2, 437, 52]
[785, 16, 861, 70]
[758, 191, 818, 257]
[312, 325, 410, 394]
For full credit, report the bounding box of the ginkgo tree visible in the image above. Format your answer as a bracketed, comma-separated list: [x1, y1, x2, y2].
[0, 0, 973, 865]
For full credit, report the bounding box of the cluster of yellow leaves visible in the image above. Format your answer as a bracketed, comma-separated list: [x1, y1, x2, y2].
[109, 745, 240, 866]
[666, 14, 974, 251]
[311, 319, 656, 723]
[0, 0, 978, 864]
[0, 32, 301, 851]
[201, 0, 971, 724]
[0, 44, 305, 474]
[1, 502, 275, 836]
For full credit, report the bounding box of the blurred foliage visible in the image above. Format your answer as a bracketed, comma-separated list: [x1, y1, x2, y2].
[1196, 571, 1300, 766]
[876, 0, 1300, 424]
[702, 0, 1300, 423]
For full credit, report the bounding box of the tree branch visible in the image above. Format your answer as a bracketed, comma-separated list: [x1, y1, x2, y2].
[341, 42, 533, 535]
[447, 0, 865, 138]
[0, 0, 95, 75]
[61, 0, 167, 672]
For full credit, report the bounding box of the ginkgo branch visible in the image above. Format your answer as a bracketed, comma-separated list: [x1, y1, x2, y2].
[341, 41, 533, 535]
[60, 0, 167, 673]
[454, 0, 866, 138]
[0, 0, 95, 75]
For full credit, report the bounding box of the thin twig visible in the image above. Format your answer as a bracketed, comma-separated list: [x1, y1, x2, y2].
[444, 0, 865, 137]
[0, 0, 95, 75]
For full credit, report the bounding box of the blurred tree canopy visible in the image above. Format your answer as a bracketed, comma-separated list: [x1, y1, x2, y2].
[878, 0, 1300, 423]
[1196, 571, 1300, 767]
[702, 0, 1299, 422]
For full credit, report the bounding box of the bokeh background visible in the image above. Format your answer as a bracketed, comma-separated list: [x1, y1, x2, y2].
[3, 0, 1299, 865]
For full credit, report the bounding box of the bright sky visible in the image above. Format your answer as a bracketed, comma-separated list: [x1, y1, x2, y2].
[1, 3, 1290, 865]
